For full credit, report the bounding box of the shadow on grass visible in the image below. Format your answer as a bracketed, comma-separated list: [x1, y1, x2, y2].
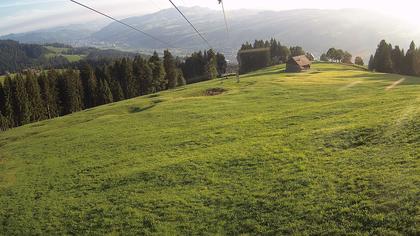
[129, 105, 155, 113]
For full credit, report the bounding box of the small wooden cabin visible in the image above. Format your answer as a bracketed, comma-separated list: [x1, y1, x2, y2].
[286, 55, 311, 72]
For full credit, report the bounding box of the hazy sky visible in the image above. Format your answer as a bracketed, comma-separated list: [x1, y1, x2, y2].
[0, 0, 419, 35]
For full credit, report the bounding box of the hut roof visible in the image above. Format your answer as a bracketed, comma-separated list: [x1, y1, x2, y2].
[288, 55, 311, 67]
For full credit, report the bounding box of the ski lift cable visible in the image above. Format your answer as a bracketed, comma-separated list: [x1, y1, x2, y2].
[69, 0, 175, 48]
[168, 0, 213, 48]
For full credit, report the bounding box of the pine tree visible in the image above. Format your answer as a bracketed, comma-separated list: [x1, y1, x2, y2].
[216, 53, 227, 76]
[133, 56, 153, 95]
[79, 62, 96, 108]
[39, 71, 60, 118]
[0, 112, 8, 131]
[25, 72, 45, 122]
[368, 55, 375, 71]
[105, 65, 124, 102]
[163, 50, 177, 89]
[391, 46, 404, 74]
[0, 82, 5, 116]
[2, 77, 15, 127]
[11, 74, 31, 126]
[97, 78, 113, 105]
[0, 83, 9, 131]
[373, 40, 393, 73]
[117, 58, 135, 98]
[204, 49, 218, 80]
[149, 52, 166, 92]
[403, 41, 417, 75]
[58, 70, 83, 115]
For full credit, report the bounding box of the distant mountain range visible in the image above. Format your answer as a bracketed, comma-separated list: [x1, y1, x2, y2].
[2, 7, 420, 61]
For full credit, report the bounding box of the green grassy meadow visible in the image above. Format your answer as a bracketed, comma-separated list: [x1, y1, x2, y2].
[45, 46, 85, 62]
[0, 63, 419, 235]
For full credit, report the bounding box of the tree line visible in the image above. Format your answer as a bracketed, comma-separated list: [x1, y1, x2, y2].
[0, 40, 70, 74]
[368, 40, 420, 75]
[237, 39, 308, 74]
[0, 49, 226, 131]
[320, 48, 353, 64]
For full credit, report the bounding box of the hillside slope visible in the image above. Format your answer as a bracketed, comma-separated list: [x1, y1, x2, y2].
[0, 64, 419, 235]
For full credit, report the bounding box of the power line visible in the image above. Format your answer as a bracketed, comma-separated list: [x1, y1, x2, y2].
[168, 0, 213, 48]
[69, 0, 174, 48]
[218, 0, 229, 35]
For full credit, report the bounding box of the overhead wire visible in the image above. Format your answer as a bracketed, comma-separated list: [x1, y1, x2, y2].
[69, 0, 174, 48]
[167, 0, 213, 48]
[218, 0, 229, 36]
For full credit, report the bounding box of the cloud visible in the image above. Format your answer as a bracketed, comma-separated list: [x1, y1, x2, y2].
[0, 0, 159, 35]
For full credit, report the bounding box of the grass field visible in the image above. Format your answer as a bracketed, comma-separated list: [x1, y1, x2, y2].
[0, 63, 418, 235]
[45, 46, 85, 62]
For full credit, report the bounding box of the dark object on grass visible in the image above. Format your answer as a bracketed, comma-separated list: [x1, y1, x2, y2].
[204, 88, 227, 96]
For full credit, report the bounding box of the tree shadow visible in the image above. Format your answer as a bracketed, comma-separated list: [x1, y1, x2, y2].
[129, 105, 155, 113]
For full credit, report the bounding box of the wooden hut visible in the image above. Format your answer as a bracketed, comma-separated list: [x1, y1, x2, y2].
[286, 55, 311, 72]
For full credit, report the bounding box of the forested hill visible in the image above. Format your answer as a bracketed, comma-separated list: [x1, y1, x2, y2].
[0, 40, 141, 75]
[0, 40, 51, 74]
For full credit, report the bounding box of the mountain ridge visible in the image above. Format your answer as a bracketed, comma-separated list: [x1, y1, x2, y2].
[2, 7, 420, 61]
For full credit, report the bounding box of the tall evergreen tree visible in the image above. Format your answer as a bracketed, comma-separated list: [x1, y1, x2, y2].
[11, 74, 31, 126]
[96, 78, 113, 105]
[0, 82, 5, 116]
[204, 49, 218, 80]
[0, 83, 8, 130]
[79, 62, 96, 108]
[133, 56, 153, 95]
[391, 46, 404, 74]
[163, 50, 177, 89]
[2, 77, 15, 127]
[39, 71, 60, 118]
[110, 78, 124, 102]
[58, 70, 83, 115]
[0, 112, 8, 131]
[24, 72, 45, 122]
[119, 58, 136, 98]
[368, 55, 375, 71]
[373, 40, 393, 73]
[149, 52, 166, 92]
[216, 53, 227, 76]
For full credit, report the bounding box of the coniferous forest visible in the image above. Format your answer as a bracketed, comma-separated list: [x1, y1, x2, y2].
[0, 49, 226, 131]
[368, 40, 420, 76]
[237, 39, 307, 74]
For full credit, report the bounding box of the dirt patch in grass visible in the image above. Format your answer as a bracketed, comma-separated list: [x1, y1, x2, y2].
[203, 87, 227, 96]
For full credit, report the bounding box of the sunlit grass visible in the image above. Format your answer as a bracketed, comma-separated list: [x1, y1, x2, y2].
[0, 63, 418, 235]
